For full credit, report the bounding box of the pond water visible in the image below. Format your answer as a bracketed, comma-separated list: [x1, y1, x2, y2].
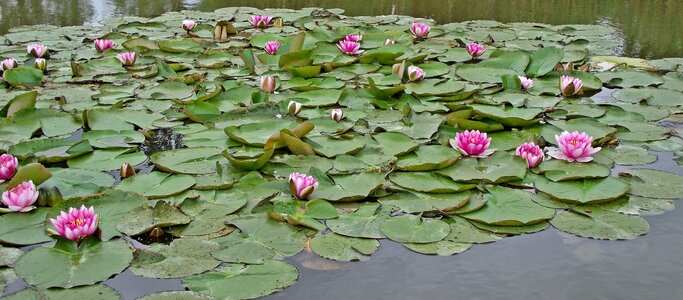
[0, 3, 682, 300]
[0, 0, 681, 59]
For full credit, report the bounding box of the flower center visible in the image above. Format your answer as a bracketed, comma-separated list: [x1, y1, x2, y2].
[569, 140, 579, 145]
[68, 218, 86, 229]
[470, 138, 476, 143]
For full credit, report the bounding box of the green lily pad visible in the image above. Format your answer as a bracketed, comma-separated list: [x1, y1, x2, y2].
[326, 203, 391, 239]
[535, 176, 630, 204]
[39, 168, 115, 200]
[116, 172, 196, 199]
[131, 238, 221, 278]
[4, 285, 120, 299]
[395, 145, 459, 171]
[229, 215, 308, 256]
[533, 160, 610, 182]
[438, 151, 528, 183]
[67, 148, 147, 171]
[461, 186, 555, 226]
[310, 233, 380, 261]
[182, 260, 298, 300]
[3, 67, 43, 88]
[550, 207, 650, 240]
[389, 172, 475, 193]
[378, 191, 470, 214]
[15, 239, 133, 288]
[0, 208, 52, 246]
[314, 172, 385, 202]
[150, 147, 225, 174]
[115, 201, 192, 236]
[380, 214, 450, 244]
[621, 169, 683, 199]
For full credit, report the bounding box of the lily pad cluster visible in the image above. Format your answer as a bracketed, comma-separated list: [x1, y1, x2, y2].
[0, 6, 682, 299]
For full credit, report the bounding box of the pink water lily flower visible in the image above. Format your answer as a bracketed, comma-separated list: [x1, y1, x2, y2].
[0, 58, 18, 71]
[344, 34, 362, 42]
[450, 130, 494, 157]
[117, 52, 136, 66]
[288, 101, 302, 116]
[330, 109, 343, 122]
[182, 19, 196, 31]
[289, 173, 318, 200]
[0, 154, 18, 183]
[94, 39, 114, 52]
[50, 205, 99, 242]
[519, 76, 533, 90]
[548, 131, 601, 163]
[1, 181, 39, 212]
[407, 65, 425, 82]
[337, 40, 362, 55]
[466, 42, 486, 58]
[264, 41, 281, 55]
[560, 75, 583, 97]
[34, 58, 47, 72]
[260, 76, 276, 93]
[515, 142, 544, 168]
[27, 43, 48, 58]
[251, 15, 273, 29]
[410, 22, 431, 39]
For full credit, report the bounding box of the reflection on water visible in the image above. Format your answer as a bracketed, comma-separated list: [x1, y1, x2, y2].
[0, 0, 681, 59]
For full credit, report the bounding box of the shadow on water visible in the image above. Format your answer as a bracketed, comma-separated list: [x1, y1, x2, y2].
[0, 0, 681, 58]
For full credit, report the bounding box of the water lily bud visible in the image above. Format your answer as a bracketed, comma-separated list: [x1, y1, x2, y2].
[149, 227, 165, 242]
[391, 63, 404, 77]
[410, 22, 431, 39]
[344, 34, 362, 42]
[337, 40, 362, 55]
[559, 75, 583, 97]
[0, 154, 18, 183]
[330, 108, 343, 122]
[117, 52, 136, 67]
[27, 43, 48, 58]
[260, 76, 276, 93]
[288, 172, 319, 200]
[0, 58, 18, 71]
[182, 19, 196, 32]
[384, 39, 395, 46]
[264, 41, 281, 55]
[288, 101, 302, 116]
[94, 39, 114, 52]
[407, 65, 425, 82]
[518, 76, 533, 90]
[34, 58, 47, 72]
[466, 42, 486, 58]
[120, 163, 136, 179]
[515, 142, 543, 168]
[250, 15, 273, 29]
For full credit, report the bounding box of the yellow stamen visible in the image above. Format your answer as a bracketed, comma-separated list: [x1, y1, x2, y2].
[69, 218, 86, 228]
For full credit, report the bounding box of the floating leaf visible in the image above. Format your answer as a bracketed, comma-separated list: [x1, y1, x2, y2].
[461, 186, 555, 226]
[380, 214, 450, 244]
[182, 260, 298, 300]
[310, 233, 380, 261]
[131, 238, 221, 278]
[15, 239, 133, 288]
[550, 207, 650, 240]
[115, 172, 196, 199]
